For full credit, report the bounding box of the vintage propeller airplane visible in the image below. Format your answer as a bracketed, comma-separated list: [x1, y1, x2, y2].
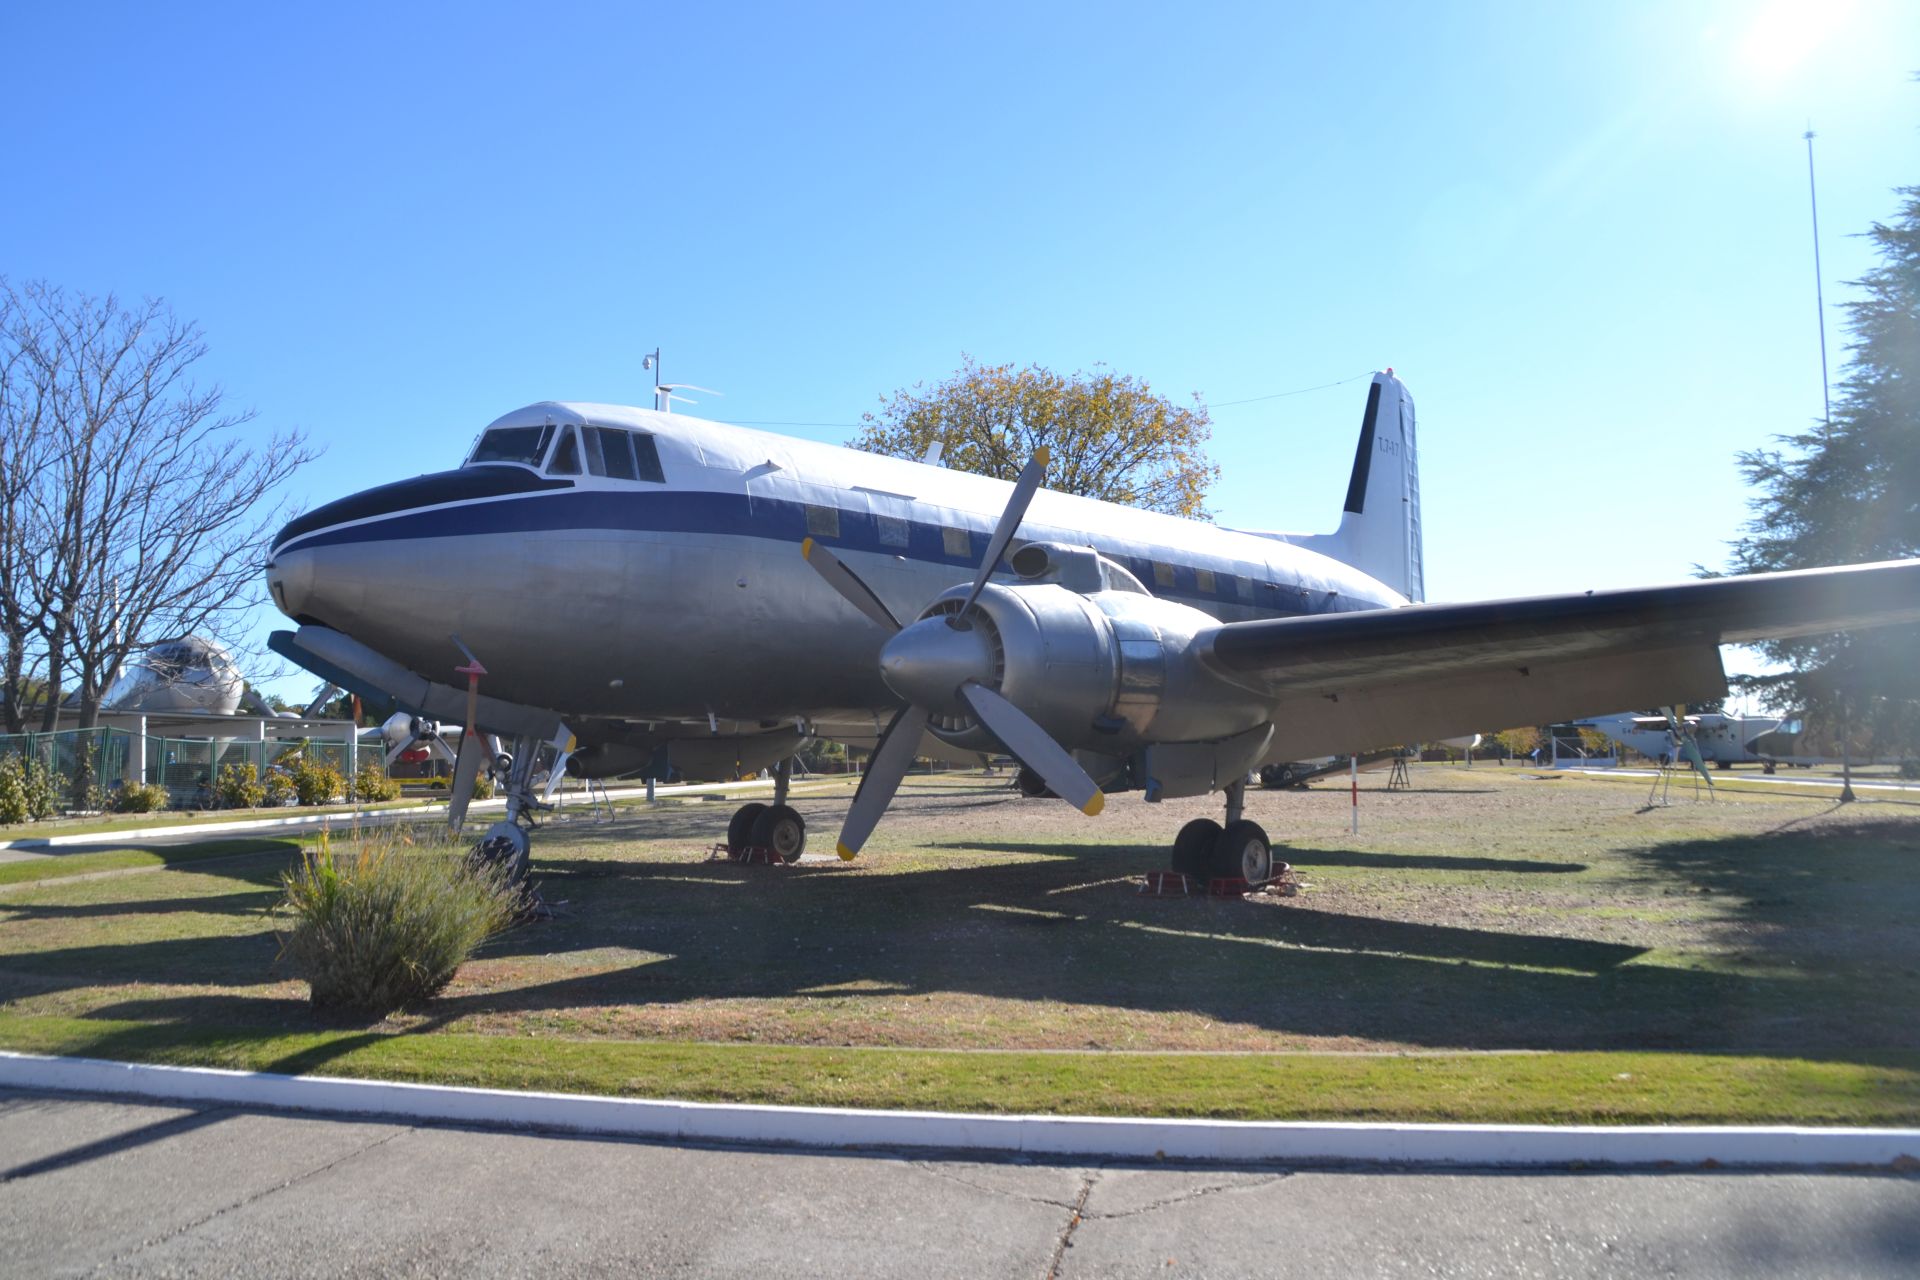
[265, 371, 1920, 880]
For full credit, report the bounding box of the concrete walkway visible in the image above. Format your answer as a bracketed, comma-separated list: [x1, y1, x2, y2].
[3, 1089, 1917, 1278]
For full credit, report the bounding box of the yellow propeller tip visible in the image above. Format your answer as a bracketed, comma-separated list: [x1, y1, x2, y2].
[1081, 791, 1105, 817]
[1035, 445, 1051, 466]
[801, 537, 814, 558]
[837, 842, 858, 861]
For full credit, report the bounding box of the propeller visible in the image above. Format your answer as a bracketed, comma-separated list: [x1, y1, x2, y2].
[803, 448, 1103, 859]
[448, 637, 489, 835]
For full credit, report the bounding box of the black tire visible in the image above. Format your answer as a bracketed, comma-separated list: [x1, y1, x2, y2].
[749, 803, 807, 863]
[470, 820, 531, 885]
[727, 802, 767, 854]
[1211, 819, 1272, 883]
[1171, 818, 1222, 876]
[1015, 767, 1055, 799]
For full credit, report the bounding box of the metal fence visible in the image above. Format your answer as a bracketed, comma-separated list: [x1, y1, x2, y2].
[0, 726, 358, 806]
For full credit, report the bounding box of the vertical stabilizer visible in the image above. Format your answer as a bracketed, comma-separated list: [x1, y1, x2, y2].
[1281, 371, 1423, 602]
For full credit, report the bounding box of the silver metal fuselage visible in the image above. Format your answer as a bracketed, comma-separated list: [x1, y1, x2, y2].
[266, 402, 1403, 739]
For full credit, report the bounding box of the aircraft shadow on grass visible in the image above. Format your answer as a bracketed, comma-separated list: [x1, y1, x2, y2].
[23, 801, 1920, 1079]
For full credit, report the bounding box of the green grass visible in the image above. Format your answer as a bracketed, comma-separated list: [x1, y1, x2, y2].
[3, 1012, 1916, 1124]
[0, 838, 304, 886]
[3, 767, 1919, 1123]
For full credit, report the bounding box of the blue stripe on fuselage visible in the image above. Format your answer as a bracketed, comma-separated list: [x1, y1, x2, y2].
[276, 487, 1360, 617]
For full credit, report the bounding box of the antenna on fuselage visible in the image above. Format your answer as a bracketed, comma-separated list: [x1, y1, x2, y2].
[657, 383, 724, 414]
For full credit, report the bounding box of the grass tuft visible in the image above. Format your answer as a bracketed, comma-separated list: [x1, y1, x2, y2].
[276, 828, 524, 1016]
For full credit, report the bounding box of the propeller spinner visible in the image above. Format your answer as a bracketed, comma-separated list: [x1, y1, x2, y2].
[802, 448, 1104, 860]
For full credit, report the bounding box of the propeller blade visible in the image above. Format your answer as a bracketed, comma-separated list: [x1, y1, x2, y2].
[384, 735, 415, 767]
[802, 537, 903, 632]
[447, 731, 489, 835]
[835, 703, 931, 860]
[958, 682, 1104, 816]
[957, 447, 1049, 618]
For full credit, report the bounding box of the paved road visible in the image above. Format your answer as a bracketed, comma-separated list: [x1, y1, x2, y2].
[3, 1090, 1916, 1277]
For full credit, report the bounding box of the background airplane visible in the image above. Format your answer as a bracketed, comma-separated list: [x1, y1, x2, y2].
[262, 372, 1920, 884]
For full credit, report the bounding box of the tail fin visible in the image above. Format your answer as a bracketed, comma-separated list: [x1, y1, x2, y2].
[1286, 370, 1424, 602]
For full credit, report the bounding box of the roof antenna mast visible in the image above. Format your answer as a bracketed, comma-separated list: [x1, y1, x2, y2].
[642, 347, 663, 412]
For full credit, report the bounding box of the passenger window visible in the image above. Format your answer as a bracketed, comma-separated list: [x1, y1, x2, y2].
[1152, 562, 1175, 589]
[942, 527, 972, 558]
[546, 426, 581, 475]
[1195, 567, 1216, 593]
[806, 505, 840, 538]
[877, 515, 910, 548]
[631, 434, 666, 483]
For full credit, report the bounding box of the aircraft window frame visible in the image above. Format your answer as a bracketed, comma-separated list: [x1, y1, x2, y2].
[546, 426, 582, 476]
[468, 425, 555, 468]
[1152, 561, 1175, 589]
[942, 526, 972, 558]
[583, 426, 638, 480]
[806, 505, 841, 538]
[630, 433, 666, 483]
[1195, 567, 1216, 594]
[876, 514, 910, 548]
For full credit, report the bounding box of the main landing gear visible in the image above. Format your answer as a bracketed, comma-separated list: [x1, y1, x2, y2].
[470, 733, 543, 889]
[724, 758, 806, 863]
[1167, 778, 1273, 884]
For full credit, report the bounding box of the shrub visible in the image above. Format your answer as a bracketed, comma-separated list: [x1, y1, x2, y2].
[217, 762, 268, 809]
[351, 761, 401, 803]
[263, 768, 298, 807]
[0, 755, 28, 825]
[292, 760, 343, 806]
[276, 830, 525, 1014]
[111, 781, 172, 813]
[1902, 759, 1920, 781]
[0, 753, 61, 823]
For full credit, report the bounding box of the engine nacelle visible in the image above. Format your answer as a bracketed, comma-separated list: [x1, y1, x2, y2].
[919, 581, 1268, 759]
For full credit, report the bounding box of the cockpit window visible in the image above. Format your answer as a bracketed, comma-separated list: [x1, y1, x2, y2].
[546, 426, 581, 476]
[631, 433, 665, 483]
[469, 425, 555, 467]
[581, 427, 667, 484]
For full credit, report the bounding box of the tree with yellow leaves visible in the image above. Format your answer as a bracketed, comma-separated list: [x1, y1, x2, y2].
[851, 356, 1219, 518]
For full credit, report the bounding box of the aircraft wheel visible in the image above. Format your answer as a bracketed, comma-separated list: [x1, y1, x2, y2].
[471, 820, 530, 885]
[1212, 820, 1272, 884]
[1171, 819, 1222, 876]
[1015, 767, 1055, 799]
[727, 802, 767, 855]
[750, 803, 807, 863]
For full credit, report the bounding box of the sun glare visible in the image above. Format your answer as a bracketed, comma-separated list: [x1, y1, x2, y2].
[1738, 0, 1856, 78]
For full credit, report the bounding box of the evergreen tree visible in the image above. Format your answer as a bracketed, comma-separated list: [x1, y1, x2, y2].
[1729, 185, 1920, 755]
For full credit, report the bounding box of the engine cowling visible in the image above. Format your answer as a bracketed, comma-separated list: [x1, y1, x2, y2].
[896, 581, 1268, 756]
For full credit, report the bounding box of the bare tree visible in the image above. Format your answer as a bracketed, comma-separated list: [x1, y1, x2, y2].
[1, 280, 319, 733]
[0, 285, 56, 734]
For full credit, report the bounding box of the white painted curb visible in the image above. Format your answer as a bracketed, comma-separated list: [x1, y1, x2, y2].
[3, 1051, 1915, 1167]
[0, 775, 856, 851]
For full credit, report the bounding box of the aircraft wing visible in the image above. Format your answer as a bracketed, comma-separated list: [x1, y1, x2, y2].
[1197, 560, 1920, 761]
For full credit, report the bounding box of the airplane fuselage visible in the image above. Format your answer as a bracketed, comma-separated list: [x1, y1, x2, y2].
[266, 402, 1405, 736]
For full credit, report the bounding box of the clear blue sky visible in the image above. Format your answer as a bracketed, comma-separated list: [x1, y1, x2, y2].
[5, 1, 1915, 700]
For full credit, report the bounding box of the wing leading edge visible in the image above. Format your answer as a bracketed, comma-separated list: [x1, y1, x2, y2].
[1194, 559, 1920, 762]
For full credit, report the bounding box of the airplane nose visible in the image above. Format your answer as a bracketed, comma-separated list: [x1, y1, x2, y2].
[266, 547, 315, 620]
[879, 617, 996, 715]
